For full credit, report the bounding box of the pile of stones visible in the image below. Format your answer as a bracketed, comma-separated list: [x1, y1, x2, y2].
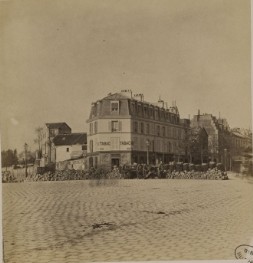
[167, 168, 228, 180]
[165, 162, 228, 180]
[2, 171, 18, 183]
[23, 170, 89, 182]
[2, 167, 122, 183]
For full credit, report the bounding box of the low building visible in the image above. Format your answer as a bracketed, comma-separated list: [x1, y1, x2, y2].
[86, 92, 190, 168]
[53, 133, 87, 162]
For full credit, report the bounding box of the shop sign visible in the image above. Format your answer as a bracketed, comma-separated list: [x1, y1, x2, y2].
[99, 142, 110, 146]
[120, 141, 133, 145]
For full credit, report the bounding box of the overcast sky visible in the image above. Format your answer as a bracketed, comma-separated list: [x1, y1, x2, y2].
[0, 0, 251, 152]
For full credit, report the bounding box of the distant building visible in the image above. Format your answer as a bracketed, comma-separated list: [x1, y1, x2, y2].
[229, 128, 252, 173]
[189, 127, 208, 164]
[53, 133, 87, 162]
[40, 122, 72, 166]
[191, 112, 231, 163]
[86, 92, 190, 168]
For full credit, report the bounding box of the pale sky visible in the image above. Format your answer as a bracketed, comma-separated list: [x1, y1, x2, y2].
[0, 0, 252, 152]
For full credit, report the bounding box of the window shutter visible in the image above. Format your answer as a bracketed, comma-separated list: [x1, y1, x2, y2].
[108, 121, 111, 132]
[119, 121, 122, 131]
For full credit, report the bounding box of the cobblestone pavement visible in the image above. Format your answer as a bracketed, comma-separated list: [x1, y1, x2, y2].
[2, 174, 253, 263]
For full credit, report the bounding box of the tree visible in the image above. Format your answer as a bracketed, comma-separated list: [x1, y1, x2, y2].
[1, 149, 18, 169]
[34, 127, 44, 158]
[189, 128, 208, 164]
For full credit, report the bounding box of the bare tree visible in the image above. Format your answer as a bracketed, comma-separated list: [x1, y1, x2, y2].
[34, 127, 44, 159]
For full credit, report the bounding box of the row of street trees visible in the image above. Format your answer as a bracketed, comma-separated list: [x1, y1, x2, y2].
[1, 149, 18, 169]
[1, 127, 44, 170]
[1, 144, 36, 169]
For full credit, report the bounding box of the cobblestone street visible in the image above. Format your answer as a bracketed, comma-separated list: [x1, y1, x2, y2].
[2, 174, 253, 263]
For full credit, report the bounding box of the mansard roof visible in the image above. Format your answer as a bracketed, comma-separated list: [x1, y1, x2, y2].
[102, 93, 129, 101]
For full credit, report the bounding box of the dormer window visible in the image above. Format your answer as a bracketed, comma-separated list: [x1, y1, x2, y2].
[111, 101, 119, 113]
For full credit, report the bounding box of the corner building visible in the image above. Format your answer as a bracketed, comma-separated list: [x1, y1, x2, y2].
[86, 92, 189, 168]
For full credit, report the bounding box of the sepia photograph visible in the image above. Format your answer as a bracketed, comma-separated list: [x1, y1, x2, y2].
[0, 0, 253, 262]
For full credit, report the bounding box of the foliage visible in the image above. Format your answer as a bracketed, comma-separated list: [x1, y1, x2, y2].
[1, 149, 18, 168]
[18, 150, 36, 165]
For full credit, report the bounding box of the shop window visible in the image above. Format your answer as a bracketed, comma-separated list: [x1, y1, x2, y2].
[94, 157, 98, 168]
[168, 142, 171, 153]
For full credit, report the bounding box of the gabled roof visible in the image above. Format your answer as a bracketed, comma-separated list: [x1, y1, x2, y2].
[53, 133, 87, 146]
[45, 122, 71, 130]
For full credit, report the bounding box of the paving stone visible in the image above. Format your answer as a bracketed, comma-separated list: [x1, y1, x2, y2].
[2, 174, 253, 262]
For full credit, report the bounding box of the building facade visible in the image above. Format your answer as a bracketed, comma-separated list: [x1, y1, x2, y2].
[53, 133, 87, 162]
[191, 112, 231, 163]
[86, 92, 190, 168]
[189, 127, 209, 164]
[40, 122, 72, 166]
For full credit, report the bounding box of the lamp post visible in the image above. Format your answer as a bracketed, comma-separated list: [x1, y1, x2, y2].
[24, 143, 28, 177]
[146, 139, 150, 165]
[224, 148, 227, 172]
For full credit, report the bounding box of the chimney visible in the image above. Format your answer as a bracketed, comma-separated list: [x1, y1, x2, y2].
[158, 96, 164, 108]
[197, 109, 200, 122]
[133, 93, 144, 102]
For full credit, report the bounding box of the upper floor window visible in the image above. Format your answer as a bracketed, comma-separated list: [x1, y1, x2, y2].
[162, 126, 165, 137]
[66, 147, 69, 152]
[89, 140, 93, 153]
[94, 121, 98, 134]
[144, 107, 148, 118]
[157, 125, 160, 136]
[131, 103, 135, 114]
[89, 123, 93, 135]
[111, 101, 119, 113]
[112, 121, 119, 132]
[150, 108, 154, 119]
[146, 124, 150, 135]
[82, 145, 87, 151]
[49, 129, 58, 137]
[155, 109, 158, 120]
[133, 121, 138, 133]
[140, 123, 144, 134]
[178, 129, 181, 139]
[173, 128, 176, 138]
[137, 105, 142, 116]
